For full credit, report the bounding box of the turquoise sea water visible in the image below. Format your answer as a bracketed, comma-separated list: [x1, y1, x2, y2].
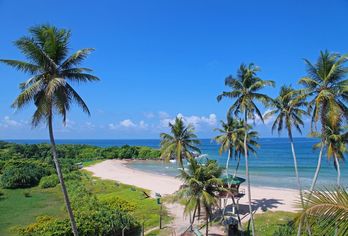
[6, 138, 347, 189]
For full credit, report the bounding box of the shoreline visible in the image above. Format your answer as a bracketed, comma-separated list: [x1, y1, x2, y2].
[85, 159, 300, 213]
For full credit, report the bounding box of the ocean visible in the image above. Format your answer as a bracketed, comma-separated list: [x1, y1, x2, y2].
[5, 138, 346, 189]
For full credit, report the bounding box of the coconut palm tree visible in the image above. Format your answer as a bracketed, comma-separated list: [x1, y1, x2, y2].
[214, 117, 259, 180]
[313, 123, 348, 186]
[299, 50, 348, 192]
[265, 86, 309, 207]
[213, 114, 240, 177]
[160, 117, 201, 166]
[297, 187, 348, 236]
[232, 120, 259, 178]
[217, 63, 274, 235]
[174, 158, 224, 236]
[0, 25, 100, 236]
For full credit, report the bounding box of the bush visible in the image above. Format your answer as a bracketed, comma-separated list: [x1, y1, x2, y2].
[23, 191, 31, 198]
[0, 160, 51, 189]
[98, 194, 136, 212]
[17, 181, 140, 236]
[39, 175, 59, 189]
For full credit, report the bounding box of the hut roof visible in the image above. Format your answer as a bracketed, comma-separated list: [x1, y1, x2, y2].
[221, 174, 245, 185]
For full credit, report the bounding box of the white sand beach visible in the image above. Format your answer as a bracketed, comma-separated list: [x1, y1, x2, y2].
[85, 160, 301, 234]
[85, 160, 299, 213]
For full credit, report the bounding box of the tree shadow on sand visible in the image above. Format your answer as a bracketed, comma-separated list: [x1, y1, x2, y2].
[237, 198, 284, 216]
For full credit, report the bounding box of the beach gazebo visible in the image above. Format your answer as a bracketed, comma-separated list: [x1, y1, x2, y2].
[219, 174, 245, 216]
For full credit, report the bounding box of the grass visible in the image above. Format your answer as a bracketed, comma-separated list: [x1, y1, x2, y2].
[82, 159, 104, 167]
[0, 186, 65, 236]
[243, 211, 296, 236]
[81, 171, 172, 229]
[0, 171, 171, 235]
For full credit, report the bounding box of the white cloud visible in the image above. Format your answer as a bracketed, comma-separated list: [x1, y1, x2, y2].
[120, 119, 136, 128]
[0, 116, 23, 128]
[144, 112, 155, 119]
[109, 119, 149, 130]
[159, 113, 217, 129]
[248, 109, 275, 125]
[158, 111, 170, 119]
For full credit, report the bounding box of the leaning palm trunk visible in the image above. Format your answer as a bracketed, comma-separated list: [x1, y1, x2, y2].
[233, 152, 241, 178]
[48, 114, 78, 236]
[244, 112, 255, 236]
[226, 148, 232, 177]
[205, 210, 209, 236]
[310, 142, 324, 192]
[334, 154, 341, 186]
[288, 130, 305, 236]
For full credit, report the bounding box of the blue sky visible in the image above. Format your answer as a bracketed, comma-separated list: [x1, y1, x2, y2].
[0, 0, 347, 139]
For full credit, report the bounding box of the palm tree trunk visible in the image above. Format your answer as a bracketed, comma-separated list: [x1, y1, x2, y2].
[288, 130, 304, 206]
[288, 130, 304, 236]
[48, 114, 78, 236]
[205, 210, 209, 236]
[334, 154, 341, 186]
[309, 142, 324, 192]
[244, 111, 255, 236]
[233, 152, 241, 178]
[226, 148, 232, 177]
[190, 204, 198, 231]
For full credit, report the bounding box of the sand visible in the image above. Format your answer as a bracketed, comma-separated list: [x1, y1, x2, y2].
[85, 159, 299, 213]
[85, 159, 300, 234]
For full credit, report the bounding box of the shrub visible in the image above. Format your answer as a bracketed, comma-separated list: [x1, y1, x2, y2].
[17, 182, 141, 236]
[0, 190, 4, 197]
[0, 160, 51, 189]
[23, 191, 31, 198]
[98, 194, 136, 212]
[39, 175, 59, 189]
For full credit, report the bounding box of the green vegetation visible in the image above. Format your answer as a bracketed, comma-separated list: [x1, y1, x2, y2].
[173, 158, 224, 235]
[217, 63, 275, 235]
[244, 211, 296, 236]
[0, 141, 163, 235]
[0, 171, 169, 235]
[160, 117, 201, 166]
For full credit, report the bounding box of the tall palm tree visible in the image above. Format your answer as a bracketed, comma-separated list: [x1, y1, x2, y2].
[214, 117, 258, 180]
[297, 187, 348, 236]
[217, 63, 274, 235]
[174, 158, 224, 236]
[0, 25, 100, 236]
[232, 120, 259, 178]
[265, 86, 308, 207]
[213, 114, 240, 177]
[299, 50, 348, 192]
[160, 117, 201, 167]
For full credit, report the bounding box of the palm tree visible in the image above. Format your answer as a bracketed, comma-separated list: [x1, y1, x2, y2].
[265, 86, 308, 207]
[0, 25, 100, 236]
[214, 117, 259, 180]
[174, 158, 224, 236]
[232, 120, 259, 178]
[314, 123, 347, 186]
[297, 187, 348, 236]
[213, 114, 240, 177]
[217, 63, 274, 235]
[160, 117, 201, 166]
[299, 50, 348, 192]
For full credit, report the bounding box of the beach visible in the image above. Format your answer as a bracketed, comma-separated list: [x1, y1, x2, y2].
[85, 159, 300, 214]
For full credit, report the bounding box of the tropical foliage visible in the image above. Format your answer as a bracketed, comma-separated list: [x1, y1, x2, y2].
[297, 187, 348, 236]
[173, 158, 224, 236]
[217, 63, 274, 235]
[160, 117, 201, 166]
[299, 50, 348, 191]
